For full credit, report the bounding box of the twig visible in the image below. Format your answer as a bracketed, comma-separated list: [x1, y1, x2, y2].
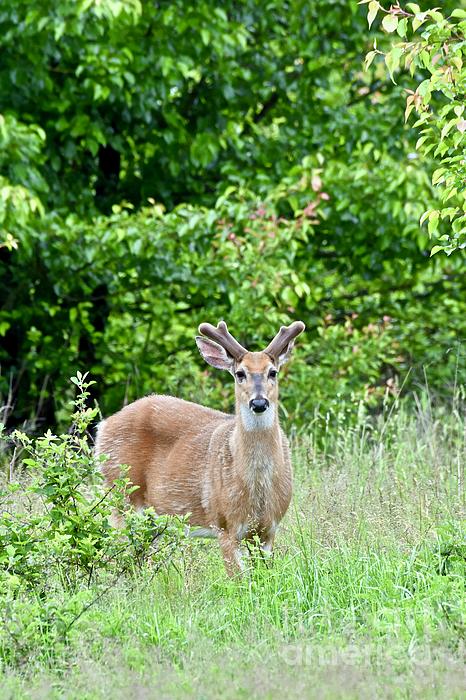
[88, 483, 116, 513]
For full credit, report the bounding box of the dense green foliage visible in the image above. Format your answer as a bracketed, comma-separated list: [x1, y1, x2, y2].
[362, 1, 466, 254]
[0, 0, 465, 428]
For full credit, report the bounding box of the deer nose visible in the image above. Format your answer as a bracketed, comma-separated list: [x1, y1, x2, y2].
[249, 398, 269, 413]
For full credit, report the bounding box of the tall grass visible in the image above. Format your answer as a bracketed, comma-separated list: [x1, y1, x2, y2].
[1, 397, 465, 699]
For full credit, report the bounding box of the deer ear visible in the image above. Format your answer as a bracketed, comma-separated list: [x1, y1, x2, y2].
[276, 340, 297, 368]
[196, 337, 234, 372]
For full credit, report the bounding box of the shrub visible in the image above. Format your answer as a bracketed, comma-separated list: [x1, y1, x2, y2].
[0, 373, 185, 665]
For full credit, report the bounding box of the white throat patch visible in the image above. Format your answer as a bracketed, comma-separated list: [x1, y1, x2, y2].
[240, 403, 276, 431]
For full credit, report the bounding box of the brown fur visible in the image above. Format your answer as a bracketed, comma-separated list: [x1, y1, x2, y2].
[95, 323, 304, 575]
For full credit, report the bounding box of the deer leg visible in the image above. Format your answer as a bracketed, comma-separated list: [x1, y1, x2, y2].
[260, 524, 277, 556]
[218, 531, 245, 577]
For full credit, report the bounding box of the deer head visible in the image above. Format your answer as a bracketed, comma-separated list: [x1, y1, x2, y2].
[196, 321, 305, 429]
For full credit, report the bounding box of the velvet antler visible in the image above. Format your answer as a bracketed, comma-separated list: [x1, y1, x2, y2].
[198, 321, 248, 360]
[263, 321, 305, 362]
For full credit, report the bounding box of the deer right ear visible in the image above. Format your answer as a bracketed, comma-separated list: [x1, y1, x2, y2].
[195, 337, 235, 372]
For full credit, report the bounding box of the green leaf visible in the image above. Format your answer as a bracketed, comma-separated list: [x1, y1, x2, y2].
[417, 79, 431, 99]
[427, 210, 439, 236]
[419, 210, 430, 226]
[385, 47, 403, 82]
[382, 14, 398, 33]
[432, 168, 446, 185]
[367, 1, 380, 29]
[396, 18, 408, 37]
[440, 120, 456, 141]
[412, 12, 428, 32]
[364, 50, 377, 70]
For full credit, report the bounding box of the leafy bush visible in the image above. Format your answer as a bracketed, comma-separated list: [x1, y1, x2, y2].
[0, 373, 185, 665]
[2, 184, 465, 431]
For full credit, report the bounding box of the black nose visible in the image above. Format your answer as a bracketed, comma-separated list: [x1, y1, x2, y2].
[249, 398, 269, 413]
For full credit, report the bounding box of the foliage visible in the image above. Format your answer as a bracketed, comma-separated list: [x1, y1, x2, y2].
[0, 0, 465, 430]
[0, 0, 394, 214]
[2, 183, 466, 430]
[362, 1, 466, 254]
[0, 114, 45, 250]
[0, 373, 185, 665]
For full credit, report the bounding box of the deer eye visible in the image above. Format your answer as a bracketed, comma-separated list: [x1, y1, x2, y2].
[268, 369, 278, 379]
[235, 370, 246, 382]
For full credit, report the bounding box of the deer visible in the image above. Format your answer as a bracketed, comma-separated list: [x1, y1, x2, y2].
[95, 320, 305, 576]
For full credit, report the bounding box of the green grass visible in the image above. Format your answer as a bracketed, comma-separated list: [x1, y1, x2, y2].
[1, 403, 465, 699]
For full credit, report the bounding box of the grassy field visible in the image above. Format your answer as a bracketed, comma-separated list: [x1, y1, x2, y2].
[1, 402, 465, 699]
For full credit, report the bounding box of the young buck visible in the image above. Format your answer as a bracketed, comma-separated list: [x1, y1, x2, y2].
[95, 320, 305, 575]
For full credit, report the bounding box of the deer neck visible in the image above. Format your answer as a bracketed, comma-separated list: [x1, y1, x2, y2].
[231, 400, 282, 485]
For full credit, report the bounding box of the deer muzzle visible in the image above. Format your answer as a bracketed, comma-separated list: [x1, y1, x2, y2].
[249, 398, 269, 413]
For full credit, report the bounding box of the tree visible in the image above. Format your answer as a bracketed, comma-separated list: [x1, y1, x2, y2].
[362, 1, 466, 254]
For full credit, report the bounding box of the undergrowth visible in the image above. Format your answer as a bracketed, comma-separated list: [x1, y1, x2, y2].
[0, 373, 185, 669]
[0, 383, 464, 699]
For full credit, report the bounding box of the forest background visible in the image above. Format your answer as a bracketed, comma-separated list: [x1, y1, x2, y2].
[1, 0, 465, 431]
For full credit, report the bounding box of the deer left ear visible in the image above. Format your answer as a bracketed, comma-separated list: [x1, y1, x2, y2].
[195, 336, 235, 372]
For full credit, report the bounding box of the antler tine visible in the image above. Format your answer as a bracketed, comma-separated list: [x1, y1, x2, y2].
[198, 321, 248, 360]
[264, 321, 305, 360]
